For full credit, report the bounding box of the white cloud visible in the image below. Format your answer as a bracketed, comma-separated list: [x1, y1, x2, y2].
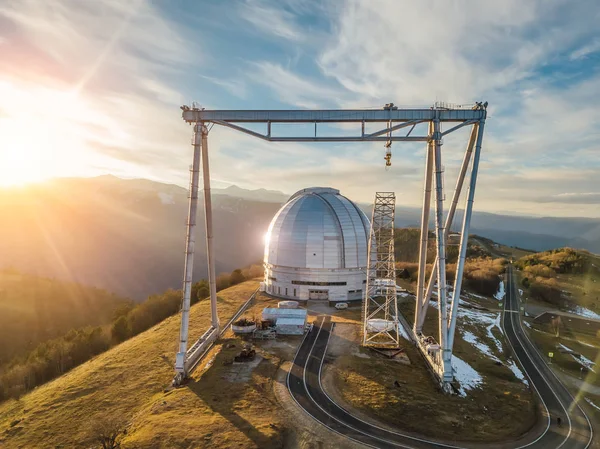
[248, 61, 347, 108]
[239, 0, 305, 41]
[1, 0, 599, 218]
[570, 39, 600, 60]
[0, 0, 195, 182]
[199, 75, 247, 99]
[536, 192, 600, 204]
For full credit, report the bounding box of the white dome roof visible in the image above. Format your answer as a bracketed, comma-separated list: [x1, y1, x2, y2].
[264, 187, 370, 269]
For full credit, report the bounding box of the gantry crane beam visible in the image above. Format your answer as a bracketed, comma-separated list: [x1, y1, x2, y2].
[181, 107, 486, 123]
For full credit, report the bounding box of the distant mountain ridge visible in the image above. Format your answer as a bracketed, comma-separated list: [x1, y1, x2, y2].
[213, 185, 289, 203]
[0, 176, 280, 300]
[352, 204, 599, 254]
[0, 175, 597, 301]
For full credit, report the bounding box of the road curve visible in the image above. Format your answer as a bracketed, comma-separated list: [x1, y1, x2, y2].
[503, 264, 593, 449]
[286, 265, 594, 448]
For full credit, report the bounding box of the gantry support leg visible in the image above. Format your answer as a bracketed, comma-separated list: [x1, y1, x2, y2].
[174, 122, 203, 380]
[414, 122, 434, 335]
[201, 125, 220, 332]
[431, 118, 452, 382]
[415, 124, 478, 332]
[447, 120, 485, 350]
[174, 122, 220, 384]
[412, 119, 485, 388]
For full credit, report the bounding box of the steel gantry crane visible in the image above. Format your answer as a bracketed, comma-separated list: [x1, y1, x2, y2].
[174, 102, 487, 391]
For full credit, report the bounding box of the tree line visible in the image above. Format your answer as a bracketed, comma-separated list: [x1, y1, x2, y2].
[0, 264, 262, 402]
[396, 257, 506, 297]
[516, 248, 597, 307]
[0, 269, 126, 367]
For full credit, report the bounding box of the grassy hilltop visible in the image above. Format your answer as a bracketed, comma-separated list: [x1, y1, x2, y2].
[0, 280, 285, 449]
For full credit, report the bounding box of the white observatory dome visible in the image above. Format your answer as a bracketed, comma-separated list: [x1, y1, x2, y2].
[263, 187, 369, 303]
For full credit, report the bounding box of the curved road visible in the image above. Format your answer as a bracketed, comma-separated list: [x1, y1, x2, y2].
[502, 264, 593, 449]
[287, 264, 593, 448]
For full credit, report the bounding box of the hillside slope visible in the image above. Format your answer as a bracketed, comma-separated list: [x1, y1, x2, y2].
[0, 270, 127, 365]
[516, 248, 600, 315]
[2, 175, 597, 301]
[0, 280, 262, 448]
[0, 176, 278, 300]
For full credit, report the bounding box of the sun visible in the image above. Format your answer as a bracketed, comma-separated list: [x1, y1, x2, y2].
[0, 81, 91, 188]
[0, 117, 48, 187]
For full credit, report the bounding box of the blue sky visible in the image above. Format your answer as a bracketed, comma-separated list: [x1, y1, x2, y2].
[0, 0, 599, 217]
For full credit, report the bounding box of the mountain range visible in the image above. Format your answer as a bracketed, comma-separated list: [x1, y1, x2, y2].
[0, 175, 597, 300]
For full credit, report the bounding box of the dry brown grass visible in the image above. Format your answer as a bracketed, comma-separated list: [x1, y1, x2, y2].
[0, 280, 296, 449]
[327, 316, 538, 442]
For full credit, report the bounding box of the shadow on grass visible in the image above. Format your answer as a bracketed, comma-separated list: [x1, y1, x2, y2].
[184, 338, 284, 448]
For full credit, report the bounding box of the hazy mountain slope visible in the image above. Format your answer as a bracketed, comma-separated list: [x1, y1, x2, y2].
[0, 175, 596, 302]
[0, 270, 127, 365]
[377, 205, 600, 253]
[0, 176, 278, 300]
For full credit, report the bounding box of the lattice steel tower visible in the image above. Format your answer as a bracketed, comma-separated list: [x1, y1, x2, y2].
[362, 192, 399, 347]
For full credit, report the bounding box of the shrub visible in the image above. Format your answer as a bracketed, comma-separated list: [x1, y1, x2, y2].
[230, 269, 245, 286]
[516, 248, 591, 275]
[111, 316, 130, 343]
[524, 264, 554, 278]
[191, 280, 209, 304]
[528, 281, 563, 306]
[462, 257, 505, 297]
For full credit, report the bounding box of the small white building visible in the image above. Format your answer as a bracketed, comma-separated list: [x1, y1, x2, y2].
[276, 317, 306, 335]
[262, 307, 307, 322]
[261, 307, 308, 335]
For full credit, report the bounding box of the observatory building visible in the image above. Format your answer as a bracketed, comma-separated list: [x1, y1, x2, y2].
[263, 187, 369, 303]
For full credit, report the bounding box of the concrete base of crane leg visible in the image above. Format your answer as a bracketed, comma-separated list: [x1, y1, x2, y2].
[172, 372, 188, 387]
[441, 381, 456, 395]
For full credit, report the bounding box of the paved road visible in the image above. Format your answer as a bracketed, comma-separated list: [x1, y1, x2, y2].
[287, 264, 594, 448]
[503, 264, 593, 449]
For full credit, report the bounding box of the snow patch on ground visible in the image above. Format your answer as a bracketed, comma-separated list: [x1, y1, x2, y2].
[427, 295, 505, 350]
[586, 398, 600, 412]
[398, 322, 411, 341]
[571, 354, 596, 373]
[571, 306, 600, 320]
[449, 302, 504, 350]
[158, 192, 175, 204]
[507, 359, 529, 386]
[452, 355, 483, 397]
[493, 314, 504, 335]
[462, 330, 501, 363]
[494, 281, 505, 301]
[469, 293, 487, 300]
[484, 314, 504, 351]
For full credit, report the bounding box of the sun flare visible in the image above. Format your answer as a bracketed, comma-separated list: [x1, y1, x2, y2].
[0, 81, 91, 187]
